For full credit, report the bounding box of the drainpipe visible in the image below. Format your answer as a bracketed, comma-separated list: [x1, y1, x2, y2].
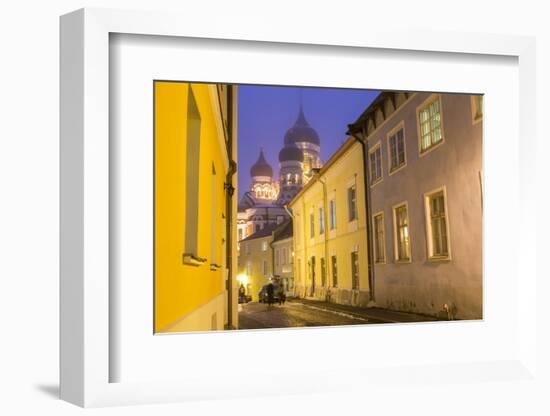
[318, 176, 330, 299]
[348, 126, 376, 303]
[224, 86, 237, 329]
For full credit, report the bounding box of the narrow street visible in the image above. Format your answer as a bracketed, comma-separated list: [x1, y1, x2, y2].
[238, 298, 437, 330]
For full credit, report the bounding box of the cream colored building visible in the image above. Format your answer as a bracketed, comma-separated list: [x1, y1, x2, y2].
[237, 223, 278, 301]
[289, 139, 371, 306]
[272, 220, 294, 295]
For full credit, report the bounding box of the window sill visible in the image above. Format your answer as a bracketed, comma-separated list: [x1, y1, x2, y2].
[419, 139, 444, 157]
[182, 253, 207, 266]
[428, 255, 451, 263]
[388, 163, 407, 176]
[394, 258, 412, 264]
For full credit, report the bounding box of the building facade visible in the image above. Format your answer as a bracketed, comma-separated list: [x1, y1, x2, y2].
[237, 223, 278, 301]
[154, 82, 238, 332]
[272, 220, 295, 295]
[289, 139, 371, 306]
[348, 92, 483, 319]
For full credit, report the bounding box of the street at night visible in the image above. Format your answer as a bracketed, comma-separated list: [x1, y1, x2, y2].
[238, 299, 437, 330]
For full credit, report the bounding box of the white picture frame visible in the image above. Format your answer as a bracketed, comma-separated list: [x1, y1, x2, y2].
[60, 7, 538, 408]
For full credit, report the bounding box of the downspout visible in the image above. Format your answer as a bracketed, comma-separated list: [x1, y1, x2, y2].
[318, 176, 330, 300]
[224, 86, 237, 329]
[348, 126, 376, 304]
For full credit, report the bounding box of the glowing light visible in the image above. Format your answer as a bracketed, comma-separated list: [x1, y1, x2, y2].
[237, 274, 249, 286]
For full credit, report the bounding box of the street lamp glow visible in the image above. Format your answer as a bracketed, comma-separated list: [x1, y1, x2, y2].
[237, 274, 249, 286]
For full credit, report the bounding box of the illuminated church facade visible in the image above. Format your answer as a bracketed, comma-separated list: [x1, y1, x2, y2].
[237, 104, 322, 241]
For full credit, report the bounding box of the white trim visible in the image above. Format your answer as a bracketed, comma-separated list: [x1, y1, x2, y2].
[416, 94, 446, 157]
[207, 85, 230, 172]
[423, 186, 453, 261]
[368, 141, 383, 186]
[392, 200, 412, 263]
[372, 210, 387, 264]
[387, 120, 407, 176]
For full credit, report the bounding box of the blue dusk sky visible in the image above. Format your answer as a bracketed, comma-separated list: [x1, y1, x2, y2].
[237, 85, 380, 198]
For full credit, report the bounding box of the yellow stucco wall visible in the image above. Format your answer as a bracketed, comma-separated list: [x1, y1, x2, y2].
[290, 140, 370, 304]
[154, 82, 227, 332]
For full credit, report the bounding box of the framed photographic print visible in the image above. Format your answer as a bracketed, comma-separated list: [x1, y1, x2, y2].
[60, 7, 538, 408]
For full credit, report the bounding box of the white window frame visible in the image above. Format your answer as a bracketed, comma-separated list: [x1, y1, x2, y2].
[368, 141, 383, 186]
[424, 186, 452, 261]
[387, 121, 407, 175]
[372, 211, 386, 264]
[329, 198, 337, 230]
[392, 201, 412, 263]
[416, 94, 445, 156]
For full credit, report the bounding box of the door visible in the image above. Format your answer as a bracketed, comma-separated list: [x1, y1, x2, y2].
[310, 256, 316, 297]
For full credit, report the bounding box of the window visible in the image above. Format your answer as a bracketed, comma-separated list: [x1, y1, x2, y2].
[418, 96, 443, 153]
[245, 243, 250, 255]
[238, 228, 243, 241]
[351, 251, 359, 290]
[276, 215, 284, 224]
[331, 255, 338, 287]
[320, 257, 326, 287]
[425, 190, 450, 259]
[184, 88, 201, 259]
[211, 163, 217, 264]
[369, 145, 382, 184]
[329, 199, 336, 230]
[263, 260, 268, 276]
[255, 223, 261, 233]
[246, 261, 251, 275]
[319, 207, 325, 234]
[472, 95, 483, 122]
[388, 128, 406, 172]
[310, 212, 315, 238]
[393, 204, 411, 261]
[262, 241, 268, 251]
[348, 185, 357, 222]
[275, 249, 279, 266]
[373, 213, 386, 263]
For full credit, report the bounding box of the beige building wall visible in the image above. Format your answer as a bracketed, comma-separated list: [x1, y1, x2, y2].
[272, 237, 294, 294]
[237, 235, 273, 301]
[290, 140, 371, 306]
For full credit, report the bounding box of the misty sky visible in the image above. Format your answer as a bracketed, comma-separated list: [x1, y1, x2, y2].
[237, 85, 379, 199]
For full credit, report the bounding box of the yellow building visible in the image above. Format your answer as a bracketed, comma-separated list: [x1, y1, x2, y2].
[154, 82, 238, 332]
[289, 138, 372, 306]
[237, 223, 278, 301]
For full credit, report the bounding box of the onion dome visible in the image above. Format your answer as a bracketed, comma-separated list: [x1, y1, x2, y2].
[278, 145, 304, 163]
[250, 148, 273, 178]
[284, 105, 320, 146]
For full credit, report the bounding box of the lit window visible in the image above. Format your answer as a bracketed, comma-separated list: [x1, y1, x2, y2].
[373, 213, 386, 263]
[425, 190, 450, 259]
[388, 128, 406, 172]
[418, 96, 443, 153]
[331, 255, 338, 288]
[348, 185, 357, 222]
[319, 207, 325, 234]
[320, 257, 326, 287]
[262, 241, 268, 251]
[472, 95, 483, 122]
[329, 199, 336, 230]
[369, 145, 382, 184]
[351, 251, 359, 290]
[393, 204, 411, 261]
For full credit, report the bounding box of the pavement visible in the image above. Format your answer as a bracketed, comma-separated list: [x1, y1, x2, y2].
[238, 298, 438, 330]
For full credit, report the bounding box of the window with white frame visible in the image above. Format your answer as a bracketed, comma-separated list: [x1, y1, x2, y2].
[329, 199, 336, 230]
[369, 145, 382, 184]
[373, 213, 386, 263]
[262, 241, 268, 251]
[418, 96, 443, 153]
[319, 207, 325, 234]
[348, 185, 357, 222]
[393, 204, 411, 261]
[425, 189, 450, 259]
[388, 128, 406, 172]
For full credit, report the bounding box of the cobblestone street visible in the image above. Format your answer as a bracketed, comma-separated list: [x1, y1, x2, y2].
[238, 298, 437, 330]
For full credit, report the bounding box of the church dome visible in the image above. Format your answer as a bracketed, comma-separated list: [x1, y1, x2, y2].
[284, 105, 320, 146]
[250, 149, 273, 178]
[278, 145, 304, 163]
